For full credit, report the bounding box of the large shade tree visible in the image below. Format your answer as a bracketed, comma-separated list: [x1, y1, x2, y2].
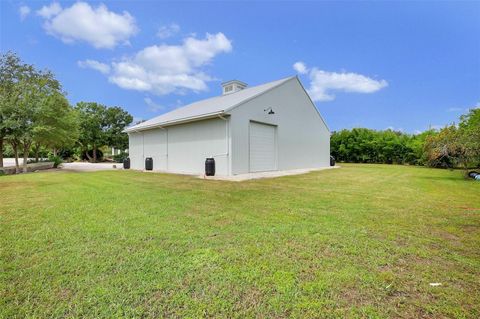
[0, 51, 76, 172]
[75, 102, 132, 162]
[33, 92, 79, 160]
[0, 52, 25, 168]
[104, 106, 133, 151]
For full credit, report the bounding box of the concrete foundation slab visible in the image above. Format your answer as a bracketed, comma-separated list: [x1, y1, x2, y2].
[198, 166, 339, 182]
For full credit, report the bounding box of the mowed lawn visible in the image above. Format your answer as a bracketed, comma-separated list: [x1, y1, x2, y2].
[1, 164, 479, 318]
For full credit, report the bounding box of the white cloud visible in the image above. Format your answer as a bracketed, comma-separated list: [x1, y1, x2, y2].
[19, 5, 31, 20]
[308, 68, 388, 101]
[77, 59, 111, 74]
[144, 97, 165, 112]
[36, 2, 61, 19]
[37, 2, 137, 49]
[106, 32, 232, 95]
[293, 61, 388, 102]
[157, 23, 180, 39]
[293, 61, 308, 74]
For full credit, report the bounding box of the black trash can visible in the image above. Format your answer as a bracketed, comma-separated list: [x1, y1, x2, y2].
[330, 156, 335, 167]
[205, 158, 215, 176]
[123, 157, 130, 169]
[145, 157, 153, 171]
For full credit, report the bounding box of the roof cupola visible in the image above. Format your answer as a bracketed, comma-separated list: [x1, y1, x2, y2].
[221, 80, 247, 95]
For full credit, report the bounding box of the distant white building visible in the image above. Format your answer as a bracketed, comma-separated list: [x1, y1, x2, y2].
[125, 76, 330, 175]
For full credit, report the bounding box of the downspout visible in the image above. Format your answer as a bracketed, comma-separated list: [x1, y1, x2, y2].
[166, 128, 168, 171]
[157, 126, 168, 171]
[216, 114, 230, 175]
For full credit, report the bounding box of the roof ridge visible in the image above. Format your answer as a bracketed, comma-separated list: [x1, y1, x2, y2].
[223, 76, 296, 113]
[125, 76, 295, 132]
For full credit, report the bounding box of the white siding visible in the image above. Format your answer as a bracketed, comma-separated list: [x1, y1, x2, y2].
[143, 128, 167, 171]
[128, 117, 230, 175]
[128, 132, 144, 170]
[228, 77, 330, 175]
[168, 118, 229, 175]
[249, 121, 277, 172]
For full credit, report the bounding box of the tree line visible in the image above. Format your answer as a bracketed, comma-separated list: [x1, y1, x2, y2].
[3, 51, 478, 174]
[331, 108, 480, 169]
[0, 52, 133, 173]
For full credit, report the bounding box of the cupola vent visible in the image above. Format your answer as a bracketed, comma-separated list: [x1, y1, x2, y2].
[221, 80, 247, 95]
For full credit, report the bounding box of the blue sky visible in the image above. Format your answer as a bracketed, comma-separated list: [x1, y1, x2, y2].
[1, 1, 479, 133]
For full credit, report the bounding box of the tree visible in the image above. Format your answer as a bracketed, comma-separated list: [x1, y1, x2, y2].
[20, 68, 63, 172]
[458, 108, 480, 168]
[104, 106, 133, 151]
[33, 92, 79, 161]
[75, 102, 132, 162]
[75, 102, 107, 163]
[0, 52, 25, 169]
[405, 129, 436, 165]
[330, 128, 416, 164]
[424, 109, 480, 170]
[1, 51, 68, 172]
[424, 125, 462, 168]
[0, 52, 36, 172]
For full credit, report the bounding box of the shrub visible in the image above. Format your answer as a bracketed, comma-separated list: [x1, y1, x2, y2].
[48, 155, 63, 168]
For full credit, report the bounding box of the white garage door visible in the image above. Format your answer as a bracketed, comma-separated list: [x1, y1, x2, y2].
[249, 121, 277, 172]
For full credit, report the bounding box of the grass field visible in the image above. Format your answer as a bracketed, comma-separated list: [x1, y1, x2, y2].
[1, 164, 479, 318]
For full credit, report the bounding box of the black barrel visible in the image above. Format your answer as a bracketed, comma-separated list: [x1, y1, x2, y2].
[145, 157, 153, 171]
[330, 156, 335, 167]
[205, 158, 215, 176]
[123, 157, 130, 169]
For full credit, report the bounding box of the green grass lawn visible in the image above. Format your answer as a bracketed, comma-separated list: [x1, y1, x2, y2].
[1, 164, 479, 318]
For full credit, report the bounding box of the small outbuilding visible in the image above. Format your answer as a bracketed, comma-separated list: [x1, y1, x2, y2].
[125, 76, 330, 176]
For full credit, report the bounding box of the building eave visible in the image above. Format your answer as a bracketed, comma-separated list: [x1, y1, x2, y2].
[124, 111, 228, 133]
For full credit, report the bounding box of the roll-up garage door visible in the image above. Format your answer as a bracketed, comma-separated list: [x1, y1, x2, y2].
[249, 121, 277, 172]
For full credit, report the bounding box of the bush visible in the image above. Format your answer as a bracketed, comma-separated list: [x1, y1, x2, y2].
[48, 155, 63, 168]
[112, 152, 129, 163]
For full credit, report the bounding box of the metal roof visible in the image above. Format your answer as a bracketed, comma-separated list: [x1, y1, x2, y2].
[125, 76, 295, 132]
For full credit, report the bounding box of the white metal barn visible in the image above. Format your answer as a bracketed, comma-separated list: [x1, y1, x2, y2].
[125, 76, 330, 176]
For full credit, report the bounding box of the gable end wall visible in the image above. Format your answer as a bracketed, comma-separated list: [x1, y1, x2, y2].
[228, 78, 330, 174]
